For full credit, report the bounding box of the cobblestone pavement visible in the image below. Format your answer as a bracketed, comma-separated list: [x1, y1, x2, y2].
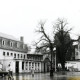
[1, 72, 80, 80]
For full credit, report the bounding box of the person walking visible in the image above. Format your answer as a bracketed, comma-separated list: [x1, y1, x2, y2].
[7, 63, 14, 80]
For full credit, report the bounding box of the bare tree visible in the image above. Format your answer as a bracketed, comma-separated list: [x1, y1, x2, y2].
[34, 19, 78, 75]
[35, 21, 55, 76]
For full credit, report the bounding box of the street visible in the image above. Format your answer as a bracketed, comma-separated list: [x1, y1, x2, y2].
[1, 72, 80, 80]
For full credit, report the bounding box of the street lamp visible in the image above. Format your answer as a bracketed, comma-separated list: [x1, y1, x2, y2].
[50, 47, 56, 76]
[54, 48, 56, 72]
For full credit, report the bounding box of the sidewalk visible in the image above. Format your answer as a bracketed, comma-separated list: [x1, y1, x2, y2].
[1, 72, 80, 80]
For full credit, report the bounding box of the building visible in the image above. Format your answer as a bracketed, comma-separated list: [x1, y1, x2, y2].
[65, 37, 80, 71]
[26, 54, 43, 73]
[0, 33, 28, 73]
[0, 33, 43, 73]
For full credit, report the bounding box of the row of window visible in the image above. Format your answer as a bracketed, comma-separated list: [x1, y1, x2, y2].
[27, 56, 42, 61]
[26, 62, 40, 66]
[2, 40, 14, 47]
[2, 40, 26, 49]
[3, 52, 26, 59]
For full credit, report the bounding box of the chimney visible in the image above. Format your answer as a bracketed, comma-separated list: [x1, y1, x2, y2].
[20, 36, 24, 42]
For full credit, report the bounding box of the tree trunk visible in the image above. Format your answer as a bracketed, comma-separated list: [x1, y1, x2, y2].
[61, 62, 65, 70]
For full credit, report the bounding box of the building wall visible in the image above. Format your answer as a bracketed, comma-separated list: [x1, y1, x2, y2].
[0, 48, 43, 73]
[0, 48, 27, 73]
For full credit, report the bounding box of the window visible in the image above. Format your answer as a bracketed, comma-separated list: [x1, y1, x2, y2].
[17, 42, 19, 48]
[10, 42, 13, 47]
[7, 52, 9, 56]
[24, 55, 25, 59]
[14, 53, 16, 58]
[18, 54, 19, 58]
[21, 54, 22, 58]
[11, 53, 13, 56]
[3, 52, 5, 56]
[23, 45, 25, 49]
[2, 40, 5, 45]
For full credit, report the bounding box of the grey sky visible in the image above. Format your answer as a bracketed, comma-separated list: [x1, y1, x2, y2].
[0, 0, 80, 46]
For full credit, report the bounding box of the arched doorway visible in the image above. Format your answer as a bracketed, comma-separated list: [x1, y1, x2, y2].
[44, 58, 50, 72]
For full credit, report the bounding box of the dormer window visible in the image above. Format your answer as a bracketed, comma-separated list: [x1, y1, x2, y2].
[17, 42, 19, 48]
[10, 42, 13, 47]
[2, 40, 5, 45]
[23, 44, 25, 49]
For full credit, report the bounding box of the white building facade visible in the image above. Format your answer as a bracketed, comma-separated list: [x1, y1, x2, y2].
[0, 33, 43, 73]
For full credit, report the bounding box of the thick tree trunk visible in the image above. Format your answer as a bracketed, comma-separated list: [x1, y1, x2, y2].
[61, 63, 65, 70]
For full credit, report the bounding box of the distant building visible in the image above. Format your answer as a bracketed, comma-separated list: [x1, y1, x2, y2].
[65, 37, 80, 71]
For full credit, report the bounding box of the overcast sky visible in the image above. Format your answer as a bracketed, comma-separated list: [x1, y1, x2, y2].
[0, 0, 80, 46]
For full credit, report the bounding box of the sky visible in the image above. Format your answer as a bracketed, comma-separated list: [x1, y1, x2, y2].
[0, 0, 80, 46]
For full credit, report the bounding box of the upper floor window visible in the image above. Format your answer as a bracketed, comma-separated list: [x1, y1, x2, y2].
[14, 53, 16, 58]
[23, 45, 25, 49]
[17, 42, 20, 48]
[11, 53, 13, 56]
[7, 52, 9, 56]
[3, 52, 5, 56]
[2, 40, 5, 45]
[18, 54, 19, 58]
[21, 54, 22, 58]
[10, 42, 13, 47]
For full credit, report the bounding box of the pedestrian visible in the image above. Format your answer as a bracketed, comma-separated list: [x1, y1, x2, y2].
[7, 63, 14, 80]
[8, 70, 12, 80]
[31, 67, 34, 77]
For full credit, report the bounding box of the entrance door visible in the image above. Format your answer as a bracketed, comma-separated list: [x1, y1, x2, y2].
[16, 61, 19, 73]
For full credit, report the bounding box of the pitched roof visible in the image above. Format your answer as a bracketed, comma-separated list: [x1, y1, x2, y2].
[0, 32, 19, 41]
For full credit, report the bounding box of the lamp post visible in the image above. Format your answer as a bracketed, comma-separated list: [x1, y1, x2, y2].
[55, 54, 56, 72]
[50, 44, 53, 76]
[50, 47, 56, 76]
[54, 48, 56, 72]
